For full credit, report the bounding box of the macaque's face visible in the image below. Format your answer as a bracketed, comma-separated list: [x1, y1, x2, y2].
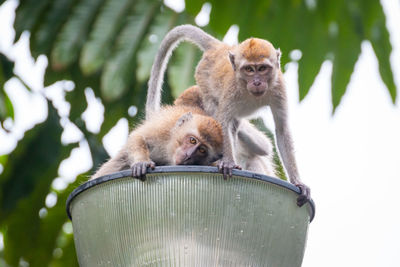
[230, 38, 281, 97]
[173, 135, 210, 165]
[240, 63, 273, 97]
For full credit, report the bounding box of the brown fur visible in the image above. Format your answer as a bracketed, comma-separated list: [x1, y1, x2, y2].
[91, 105, 223, 180]
[146, 25, 310, 205]
[241, 38, 274, 62]
[175, 85, 276, 177]
[174, 85, 204, 109]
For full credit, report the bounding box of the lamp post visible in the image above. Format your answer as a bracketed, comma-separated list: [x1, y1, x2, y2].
[67, 166, 315, 266]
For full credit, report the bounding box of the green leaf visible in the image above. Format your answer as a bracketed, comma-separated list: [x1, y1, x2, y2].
[0, 155, 7, 166]
[29, 175, 84, 266]
[136, 9, 177, 83]
[0, 103, 77, 266]
[250, 118, 287, 181]
[207, 0, 243, 34]
[49, 234, 79, 267]
[331, 4, 362, 112]
[31, 0, 76, 58]
[184, 0, 205, 15]
[80, 0, 135, 75]
[51, 0, 105, 70]
[101, 0, 160, 101]
[0, 90, 14, 124]
[13, 0, 52, 42]
[317, 0, 344, 25]
[0, 103, 74, 219]
[0, 53, 15, 122]
[360, 0, 396, 103]
[296, 6, 330, 100]
[0, 53, 14, 80]
[167, 42, 201, 97]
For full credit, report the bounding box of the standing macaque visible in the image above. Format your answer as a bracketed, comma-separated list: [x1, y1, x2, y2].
[174, 85, 276, 177]
[146, 25, 310, 206]
[91, 105, 223, 180]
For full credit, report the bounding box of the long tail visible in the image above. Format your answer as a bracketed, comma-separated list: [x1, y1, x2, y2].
[146, 24, 219, 118]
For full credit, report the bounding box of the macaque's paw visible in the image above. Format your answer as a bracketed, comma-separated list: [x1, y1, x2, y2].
[131, 161, 156, 181]
[295, 182, 311, 207]
[217, 159, 241, 180]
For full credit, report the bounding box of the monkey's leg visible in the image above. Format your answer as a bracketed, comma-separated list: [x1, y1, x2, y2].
[237, 120, 273, 156]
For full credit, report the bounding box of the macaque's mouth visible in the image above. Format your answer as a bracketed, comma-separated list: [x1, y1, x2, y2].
[251, 91, 265, 97]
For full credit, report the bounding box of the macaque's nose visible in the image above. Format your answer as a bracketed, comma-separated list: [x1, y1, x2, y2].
[184, 145, 199, 162]
[254, 80, 261, 86]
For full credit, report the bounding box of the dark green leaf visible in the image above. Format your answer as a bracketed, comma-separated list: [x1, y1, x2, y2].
[168, 42, 201, 97]
[31, 0, 77, 58]
[331, 4, 362, 112]
[14, 0, 52, 42]
[30, 175, 84, 266]
[0, 103, 77, 266]
[49, 234, 79, 267]
[80, 0, 135, 75]
[101, 0, 160, 101]
[0, 53, 14, 79]
[51, 0, 105, 69]
[296, 6, 330, 100]
[0, 53, 15, 122]
[0, 90, 14, 124]
[136, 9, 178, 83]
[359, 0, 396, 103]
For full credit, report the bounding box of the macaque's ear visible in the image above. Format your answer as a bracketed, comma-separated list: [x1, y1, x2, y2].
[276, 48, 281, 69]
[228, 51, 236, 71]
[176, 112, 193, 127]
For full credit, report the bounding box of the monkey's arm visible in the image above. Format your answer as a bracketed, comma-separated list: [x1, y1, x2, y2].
[216, 109, 242, 179]
[90, 152, 130, 180]
[270, 97, 310, 206]
[125, 133, 156, 180]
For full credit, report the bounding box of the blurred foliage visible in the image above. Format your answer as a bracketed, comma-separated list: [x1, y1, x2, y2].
[0, 0, 397, 265]
[0, 53, 14, 128]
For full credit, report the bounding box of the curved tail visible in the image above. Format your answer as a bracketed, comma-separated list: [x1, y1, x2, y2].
[146, 25, 219, 118]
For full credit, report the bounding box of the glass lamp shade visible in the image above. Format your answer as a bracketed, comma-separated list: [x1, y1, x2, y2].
[66, 166, 315, 266]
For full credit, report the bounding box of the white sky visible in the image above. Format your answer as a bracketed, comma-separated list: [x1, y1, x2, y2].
[0, 0, 400, 266]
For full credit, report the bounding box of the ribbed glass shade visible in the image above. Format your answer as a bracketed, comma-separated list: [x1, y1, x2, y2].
[67, 166, 314, 267]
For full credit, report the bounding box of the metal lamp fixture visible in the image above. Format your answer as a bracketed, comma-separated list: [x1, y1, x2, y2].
[66, 166, 315, 266]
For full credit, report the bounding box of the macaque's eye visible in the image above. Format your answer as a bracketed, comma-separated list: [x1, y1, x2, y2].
[189, 137, 197, 144]
[198, 146, 207, 154]
[258, 65, 268, 72]
[244, 66, 254, 73]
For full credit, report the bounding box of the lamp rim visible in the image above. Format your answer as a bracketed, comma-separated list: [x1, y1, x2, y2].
[66, 166, 315, 222]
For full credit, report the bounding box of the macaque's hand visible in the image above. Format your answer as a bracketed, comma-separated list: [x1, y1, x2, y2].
[131, 161, 156, 181]
[295, 182, 311, 207]
[217, 158, 241, 180]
